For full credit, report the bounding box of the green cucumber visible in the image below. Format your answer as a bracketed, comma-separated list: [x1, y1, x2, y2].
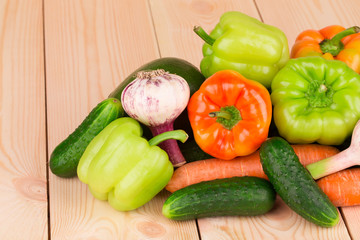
[109, 57, 205, 140]
[162, 177, 276, 220]
[49, 98, 123, 178]
[179, 140, 212, 162]
[259, 137, 339, 227]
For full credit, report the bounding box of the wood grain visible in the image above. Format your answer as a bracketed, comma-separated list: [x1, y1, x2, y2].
[255, 0, 360, 53]
[198, 197, 350, 240]
[342, 206, 360, 239]
[0, 0, 47, 239]
[0, 0, 353, 238]
[149, 0, 260, 67]
[44, 0, 198, 239]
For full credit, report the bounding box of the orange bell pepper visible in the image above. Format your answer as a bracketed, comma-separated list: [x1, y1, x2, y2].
[187, 70, 272, 160]
[291, 25, 360, 73]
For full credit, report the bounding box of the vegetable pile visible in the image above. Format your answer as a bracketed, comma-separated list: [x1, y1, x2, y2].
[50, 11, 360, 228]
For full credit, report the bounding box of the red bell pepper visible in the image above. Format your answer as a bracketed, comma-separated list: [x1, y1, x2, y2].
[187, 70, 272, 160]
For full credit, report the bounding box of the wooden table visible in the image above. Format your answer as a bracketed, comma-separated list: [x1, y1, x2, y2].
[1, 0, 359, 239]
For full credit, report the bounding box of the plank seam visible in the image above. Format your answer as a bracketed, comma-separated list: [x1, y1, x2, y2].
[339, 208, 354, 240]
[147, 1, 202, 238]
[147, 0, 161, 57]
[196, 219, 202, 240]
[254, 0, 353, 238]
[252, 0, 264, 22]
[42, 0, 51, 239]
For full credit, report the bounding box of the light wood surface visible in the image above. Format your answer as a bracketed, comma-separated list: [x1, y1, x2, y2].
[44, 0, 198, 239]
[0, 0, 48, 239]
[0, 0, 359, 239]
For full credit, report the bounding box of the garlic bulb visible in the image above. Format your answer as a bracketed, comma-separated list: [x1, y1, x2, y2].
[121, 69, 190, 166]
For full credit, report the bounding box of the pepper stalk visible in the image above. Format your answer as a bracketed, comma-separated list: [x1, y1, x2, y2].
[193, 26, 216, 46]
[320, 26, 360, 56]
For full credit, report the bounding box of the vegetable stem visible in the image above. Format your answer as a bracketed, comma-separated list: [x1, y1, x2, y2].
[306, 148, 356, 179]
[149, 123, 188, 167]
[209, 106, 242, 130]
[148, 130, 188, 146]
[193, 26, 216, 46]
[306, 120, 360, 179]
[320, 26, 360, 56]
[136, 69, 167, 79]
[209, 111, 231, 120]
[330, 26, 360, 44]
[319, 84, 327, 93]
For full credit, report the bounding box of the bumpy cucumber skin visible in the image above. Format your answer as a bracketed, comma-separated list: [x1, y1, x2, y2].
[49, 98, 123, 178]
[162, 177, 276, 220]
[259, 137, 339, 227]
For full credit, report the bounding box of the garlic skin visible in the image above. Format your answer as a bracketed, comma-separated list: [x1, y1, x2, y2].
[121, 69, 190, 167]
[121, 70, 190, 127]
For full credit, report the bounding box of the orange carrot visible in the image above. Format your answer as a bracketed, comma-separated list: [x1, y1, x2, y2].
[166, 144, 339, 193]
[317, 168, 360, 207]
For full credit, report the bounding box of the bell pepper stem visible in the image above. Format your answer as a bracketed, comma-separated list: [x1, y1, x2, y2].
[320, 26, 360, 56]
[319, 84, 327, 93]
[194, 26, 215, 46]
[148, 130, 188, 146]
[209, 106, 242, 130]
[149, 124, 188, 167]
[330, 26, 360, 44]
[209, 111, 232, 120]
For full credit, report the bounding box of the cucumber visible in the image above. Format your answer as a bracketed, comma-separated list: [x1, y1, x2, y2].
[109, 57, 205, 140]
[162, 177, 276, 220]
[179, 140, 212, 162]
[49, 98, 123, 178]
[259, 137, 339, 227]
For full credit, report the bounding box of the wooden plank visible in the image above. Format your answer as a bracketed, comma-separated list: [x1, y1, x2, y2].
[255, 0, 360, 51]
[149, 0, 260, 67]
[255, 0, 360, 238]
[0, 0, 47, 239]
[197, 197, 349, 240]
[150, 0, 353, 239]
[342, 206, 360, 239]
[44, 0, 199, 239]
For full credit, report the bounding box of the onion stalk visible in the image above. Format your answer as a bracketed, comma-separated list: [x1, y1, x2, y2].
[306, 120, 360, 179]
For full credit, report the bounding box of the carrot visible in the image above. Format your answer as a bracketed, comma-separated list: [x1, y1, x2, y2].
[166, 144, 339, 193]
[317, 168, 360, 207]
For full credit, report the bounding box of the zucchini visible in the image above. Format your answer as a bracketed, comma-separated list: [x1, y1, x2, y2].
[162, 177, 276, 220]
[259, 137, 339, 227]
[50, 98, 123, 178]
[109, 57, 205, 140]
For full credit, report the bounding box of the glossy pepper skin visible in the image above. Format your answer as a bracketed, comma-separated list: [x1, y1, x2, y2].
[291, 25, 360, 73]
[195, 11, 289, 88]
[77, 117, 174, 211]
[187, 70, 272, 160]
[271, 57, 360, 145]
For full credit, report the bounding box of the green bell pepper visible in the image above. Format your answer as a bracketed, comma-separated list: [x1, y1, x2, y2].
[194, 11, 289, 88]
[77, 117, 188, 211]
[271, 57, 360, 145]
